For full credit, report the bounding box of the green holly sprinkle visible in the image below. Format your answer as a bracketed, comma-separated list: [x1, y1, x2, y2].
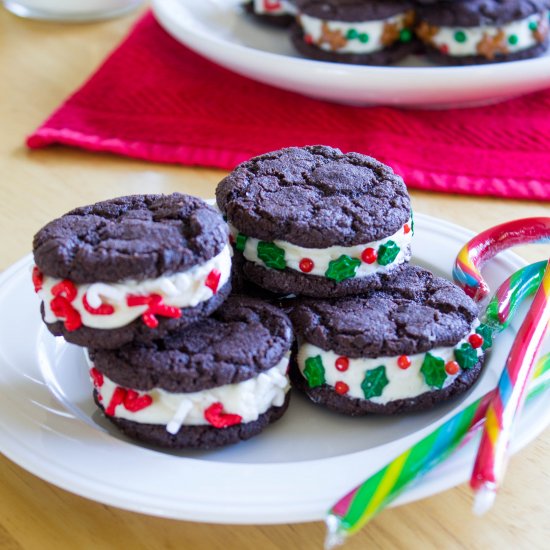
[410, 210, 415, 235]
[454, 343, 478, 370]
[361, 366, 389, 399]
[400, 28, 413, 43]
[325, 255, 361, 282]
[529, 20, 538, 31]
[359, 33, 369, 43]
[377, 241, 401, 266]
[235, 233, 248, 252]
[420, 353, 447, 389]
[454, 30, 467, 43]
[257, 241, 286, 270]
[304, 356, 325, 388]
[508, 34, 519, 45]
[475, 324, 494, 350]
[346, 28, 358, 40]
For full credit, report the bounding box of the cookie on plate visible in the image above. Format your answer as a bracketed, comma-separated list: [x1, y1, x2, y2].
[244, 0, 297, 27]
[32, 193, 231, 349]
[291, 0, 418, 65]
[290, 265, 488, 415]
[416, 0, 550, 64]
[88, 296, 293, 449]
[216, 145, 413, 298]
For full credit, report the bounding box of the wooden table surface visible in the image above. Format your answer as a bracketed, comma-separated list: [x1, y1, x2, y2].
[1, 5, 550, 549]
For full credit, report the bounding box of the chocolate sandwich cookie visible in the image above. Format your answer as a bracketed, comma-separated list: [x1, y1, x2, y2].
[290, 265, 487, 415]
[416, 0, 550, 64]
[216, 145, 412, 298]
[244, 0, 297, 27]
[291, 0, 418, 65]
[88, 296, 293, 449]
[32, 193, 231, 349]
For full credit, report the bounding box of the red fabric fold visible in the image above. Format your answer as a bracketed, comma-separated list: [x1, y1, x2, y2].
[27, 12, 550, 201]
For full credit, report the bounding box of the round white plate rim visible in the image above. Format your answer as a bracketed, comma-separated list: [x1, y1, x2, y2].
[151, 0, 550, 107]
[0, 213, 547, 525]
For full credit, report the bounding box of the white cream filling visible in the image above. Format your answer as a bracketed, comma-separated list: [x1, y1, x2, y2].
[297, 321, 482, 405]
[253, 0, 296, 16]
[431, 12, 548, 56]
[299, 11, 411, 54]
[230, 220, 412, 279]
[38, 245, 231, 329]
[92, 353, 290, 433]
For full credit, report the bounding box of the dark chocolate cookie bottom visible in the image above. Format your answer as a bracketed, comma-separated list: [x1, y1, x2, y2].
[291, 23, 421, 65]
[244, 1, 295, 27]
[95, 392, 291, 449]
[289, 358, 484, 416]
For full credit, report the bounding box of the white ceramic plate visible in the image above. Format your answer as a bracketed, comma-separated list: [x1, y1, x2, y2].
[0, 214, 548, 524]
[151, 0, 550, 108]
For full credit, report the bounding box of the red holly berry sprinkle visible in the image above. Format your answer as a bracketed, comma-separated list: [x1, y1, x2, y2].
[335, 357, 349, 372]
[32, 266, 43, 292]
[468, 334, 484, 349]
[89, 367, 104, 388]
[361, 248, 377, 264]
[440, 44, 449, 55]
[403, 224, 411, 234]
[105, 386, 126, 416]
[123, 389, 153, 412]
[204, 402, 242, 428]
[50, 279, 82, 331]
[204, 269, 221, 294]
[229, 233, 235, 245]
[445, 361, 460, 375]
[82, 294, 114, 315]
[397, 355, 411, 369]
[126, 293, 181, 328]
[299, 258, 314, 273]
[305, 34, 314, 44]
[335, 381, 349, 395]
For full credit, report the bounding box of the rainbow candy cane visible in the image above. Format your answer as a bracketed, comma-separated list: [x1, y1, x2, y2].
[453, 217, 550, 302]
[325, 261, 548, 548]
[471, 259, 550, 514]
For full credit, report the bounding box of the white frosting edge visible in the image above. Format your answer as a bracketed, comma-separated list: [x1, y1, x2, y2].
[231, 220, 412, 279]
[92, 353, 291, 432]
[38, 245, 232, 329]
[297, 320, 483, 405]
[253, 0, 296, 16]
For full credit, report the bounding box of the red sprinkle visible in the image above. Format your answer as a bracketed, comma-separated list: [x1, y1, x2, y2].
[50, 295, 82, 331]
[361, 248, 377, 264]
[51, 279, 78, 302]
[204, 402, 242, 428]
[105, 387, 126, 416]
[32, 266, 43, 292]
[229, 234, 235, 245]
[299, 258, 314, 273]
[335, 381, 349, 395]
[335, 357, 349, 372]
[404, 224, 411, 234]
[127, 293, 181, 328]
[89, 367, 104, 388]
[397, 355, 411, 370]
[123, 389, 153, 412]
[204, 269, 221, 294]
[445, 361, 460, 375]
[305, 34, 314, 44]
[82, 294, 115, 315]
[469, 334, 484, 349]
[440, 44, 449, 55]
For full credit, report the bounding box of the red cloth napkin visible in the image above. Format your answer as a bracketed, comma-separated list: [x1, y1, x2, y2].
[28, 12, 550, 201]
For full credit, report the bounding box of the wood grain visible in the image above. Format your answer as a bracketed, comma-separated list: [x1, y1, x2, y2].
[0, 5, 549, 549]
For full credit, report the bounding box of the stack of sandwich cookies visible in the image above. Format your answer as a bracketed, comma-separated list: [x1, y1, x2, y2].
[87, 296, 293, 449]
[291, 0, 418, 64]
[216, 145, 413, 298]
[416, 0, 550, 64]
[290, 265, 487, 415]
[32, 194, 231, 349]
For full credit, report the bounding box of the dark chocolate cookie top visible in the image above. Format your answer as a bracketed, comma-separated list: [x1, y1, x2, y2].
[89, 295, 294, 393]
[33, 193, 228, 284]
[294, 0, 414, 21]
[216, 146, 410, 248]
[290, 265, 478, 357]
[418, 0, 549, 26]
